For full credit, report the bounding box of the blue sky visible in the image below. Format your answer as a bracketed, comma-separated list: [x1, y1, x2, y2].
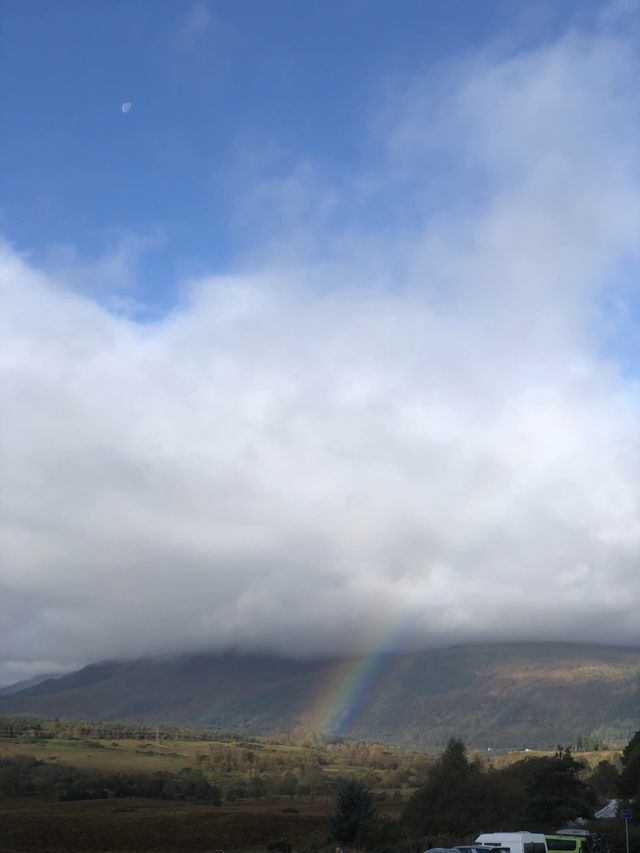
[2, 1, 640, 682]
[1, 0, 609, 307]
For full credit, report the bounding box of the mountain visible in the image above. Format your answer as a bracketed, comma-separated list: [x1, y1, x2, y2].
[0, 672, 63, 696]
[1, 643, 639, 750]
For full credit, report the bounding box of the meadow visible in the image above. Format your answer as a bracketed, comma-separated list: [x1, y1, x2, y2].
[0, 717, 628, 853]
[0, 720, 415, 851]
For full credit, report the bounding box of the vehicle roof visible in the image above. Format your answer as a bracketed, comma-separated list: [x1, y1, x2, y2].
[477, 833, 547, 841]
[556, 831, 591, 837]
[424, 848, 461, 853]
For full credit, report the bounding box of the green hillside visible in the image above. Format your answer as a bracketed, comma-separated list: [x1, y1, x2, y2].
[1, 643, 639, 749]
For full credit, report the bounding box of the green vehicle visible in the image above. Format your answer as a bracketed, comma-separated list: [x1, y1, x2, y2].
[546, 836, 586, 853]
[546, 831, 607, 853]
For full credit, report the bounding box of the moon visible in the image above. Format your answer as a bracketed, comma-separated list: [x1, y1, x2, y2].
[121, 102, 132, 114]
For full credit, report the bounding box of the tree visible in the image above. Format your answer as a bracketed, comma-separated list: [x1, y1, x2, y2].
[588, 760, 620, 800]
[618, 729, 640, 801]
[511, 746, 595, 828]
[277, 772, 298, 798]
[403, 738, 497, 838]
[330, 777, 375, 844]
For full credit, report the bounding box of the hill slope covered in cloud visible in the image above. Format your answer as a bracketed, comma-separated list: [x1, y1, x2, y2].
[2, 643, 639, 750]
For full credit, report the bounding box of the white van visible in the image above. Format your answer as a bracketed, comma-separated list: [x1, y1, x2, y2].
[476, 832, 548, 853]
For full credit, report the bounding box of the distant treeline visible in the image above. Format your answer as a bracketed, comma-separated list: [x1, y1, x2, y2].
[0, 715, 400, 752]
[0, 715, 234, 742]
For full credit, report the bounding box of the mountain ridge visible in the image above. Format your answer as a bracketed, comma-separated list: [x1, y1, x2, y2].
[1, 642, 639, 749]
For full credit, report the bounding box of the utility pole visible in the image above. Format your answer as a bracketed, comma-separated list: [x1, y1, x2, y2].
[621, 807, 632, 853]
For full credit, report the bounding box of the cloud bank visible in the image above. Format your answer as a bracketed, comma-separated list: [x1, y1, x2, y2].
[2, 16, 640, 682]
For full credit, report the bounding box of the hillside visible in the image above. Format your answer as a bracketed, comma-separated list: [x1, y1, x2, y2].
[1, 643, 639, 749]
[0, 673, 63, 696]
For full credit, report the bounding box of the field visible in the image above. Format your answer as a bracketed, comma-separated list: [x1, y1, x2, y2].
[0, 735, 210, 775]
[0, 721, 624, 852]
[0, 728, 411, 852]
[1, 796, 334, 852]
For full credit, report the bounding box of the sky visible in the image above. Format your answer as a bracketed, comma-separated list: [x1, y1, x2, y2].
[1, 0, 640, 685]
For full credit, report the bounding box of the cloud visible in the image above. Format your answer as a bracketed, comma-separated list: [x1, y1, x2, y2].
[2, 14, 640, 681]
[39, 230, 162, 316]
[172, 1, 215, 53]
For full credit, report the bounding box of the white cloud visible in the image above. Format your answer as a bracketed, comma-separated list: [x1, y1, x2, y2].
[2, 17, 640, 681]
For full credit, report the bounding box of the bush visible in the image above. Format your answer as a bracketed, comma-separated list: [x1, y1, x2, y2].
[266, 839, 292, 852]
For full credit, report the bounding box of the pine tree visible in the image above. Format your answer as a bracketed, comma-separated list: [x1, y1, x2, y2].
[330, 777, 374, 844]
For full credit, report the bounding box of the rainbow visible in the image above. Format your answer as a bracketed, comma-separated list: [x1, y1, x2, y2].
[306, 477, 520, 734]
[308, 619, 421, 735]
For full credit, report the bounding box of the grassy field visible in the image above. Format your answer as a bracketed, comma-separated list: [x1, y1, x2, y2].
[0, 735, 206, 774]
[0, 723, 624, 852]
[0, 731, 413, 851]
[0, 736, 620, 773]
